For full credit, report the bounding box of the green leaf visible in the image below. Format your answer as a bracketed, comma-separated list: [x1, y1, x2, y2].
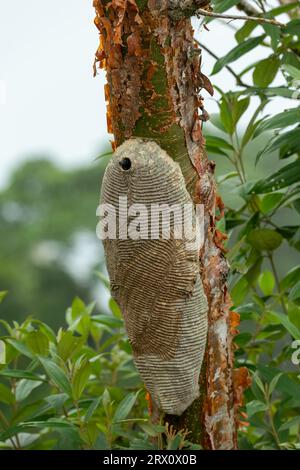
[260, 192, 283, 213]
[213, 0, 240, 13]
[283, 19, 300, 36]
[212, 35, 265, 75]
[39, 357, 72, 396]
[257, 365, 300, 402]
[0, 340, 5, 364]
[262, 24, 280, 51]
[252, 372, 266, 395]
[18, 433, 49, 449]
[254, 108, 300, 136]
[94, 151, 113, 161]
[84, 396, 103, 422]
[231, 276, 249, 305]
[277, 224, 299, 241]
[102, 388, 112, 415]
[218, 94, 250, 135]
[247, 229, 283, 251]
[0, 320, 12, 335]
[44, 393, 69, 411]
[0, 291, 8, 304]
[0, 383, 15, 404]
[220, 97, 234, 134]
[0, 419, 75, 442]
[57, 330, 84, 362]
[209, 113, 226, 132]
[246, 400, 268, 417]
[139, 422, 165, 437]
[268, 373, 283, 397]
[217, 172, 239, 184]
[234, 332, 252, 347]
[282, 52, 300, 72]
[233, 97, 250, 127]
[227, 237, 245, 264]
[25, 330, 49, 356]
[72, 358, 92, 401]
[244, 85, 297, 99]
[68, 314, 91, 340]
[282, 64, 300, 80]
[269, 2, 300, 17]
[204, 135, 234, 150]
[0, 369, 45, 381]
[95, 271, 110, 289]
[92, 314, 123, 329]
[71, 296, 86, 317]
[66, 297, 94, 336]
[253, 56, 279, 87]
[268, 311, 300, 340]
[251, 161, 300, 194]
[108, 298, 122, 319]
[6, 338, 35, 359]
[281, 265, 300, 290]
[294, 198, 300, 214]
[112, 391, 140, 424]
[279, 416, 300, 431]
[289, 282, 300, 302]
[205, 146, 229, 157]
[15, 379, 43, 402]
[276, 223, 299, 242]
[28, 418, 75, 429]
[235, 21, 257, 44]
[241, 100, 267, 148]
[239, 59, 265, 78]
[258, 271, 275, 296]
[30, 320, 57, 344]
[246, 258, 262, 287]
[238, 210, 259, 236]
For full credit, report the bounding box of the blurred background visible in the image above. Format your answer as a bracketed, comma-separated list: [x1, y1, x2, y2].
[0, 0, 296, 327]
[0, 0, 110, 326]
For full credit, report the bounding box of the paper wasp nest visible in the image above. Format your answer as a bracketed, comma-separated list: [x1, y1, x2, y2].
[99, 139, 208, 415]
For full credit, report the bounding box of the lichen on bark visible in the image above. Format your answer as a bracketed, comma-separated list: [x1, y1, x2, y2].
[93, 0, 250, 449]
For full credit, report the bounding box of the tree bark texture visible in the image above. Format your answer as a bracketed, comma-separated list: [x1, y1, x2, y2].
[93, 0, 250, 449]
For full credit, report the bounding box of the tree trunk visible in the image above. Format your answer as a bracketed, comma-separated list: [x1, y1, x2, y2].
[93, 0, 250, 449]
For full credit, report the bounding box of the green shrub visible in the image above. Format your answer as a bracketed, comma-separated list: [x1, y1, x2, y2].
[1, 284, 300, 450]
[0, 293, 200, 450]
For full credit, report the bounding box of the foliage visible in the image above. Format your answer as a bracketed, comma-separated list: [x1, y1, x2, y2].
[204, 0, 300, 450]
[0, 294, 200, 450]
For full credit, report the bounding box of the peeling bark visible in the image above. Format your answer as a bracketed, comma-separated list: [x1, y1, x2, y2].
[148, 1, 211, 20]
[93, 0, 250, 449]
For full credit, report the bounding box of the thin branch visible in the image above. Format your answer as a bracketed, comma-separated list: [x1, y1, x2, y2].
[196, 8, 284, 27]
[195, 40, 251, 88]
[267, 252, 288, 316]
[237, 1, 300, 57]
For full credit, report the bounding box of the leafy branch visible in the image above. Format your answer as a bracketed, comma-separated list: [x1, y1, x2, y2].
[196, 8, 285, 27]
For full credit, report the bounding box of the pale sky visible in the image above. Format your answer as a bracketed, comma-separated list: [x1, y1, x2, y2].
[0, 1, 293, 189]
[0, 0, 107, 188]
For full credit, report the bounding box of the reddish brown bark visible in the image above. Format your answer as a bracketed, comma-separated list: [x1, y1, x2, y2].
[93, 0, 250, 449]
